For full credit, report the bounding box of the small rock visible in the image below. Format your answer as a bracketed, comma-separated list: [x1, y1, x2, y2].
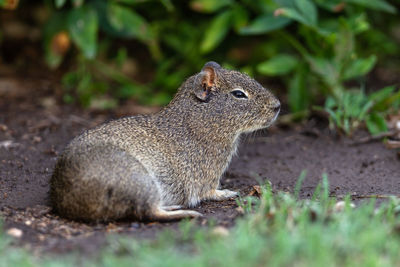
[28, 205, 51, 217]
[44, 147, 58, 156]
[211, 226, 229, 237]
[33, 136, 42, 143]
[235, 206, 245, 215]
[0, 124, 8, 132]
[40, 97, 56, 109]
[7, 228, 23, 238]
[334, 201, 355, 212]
[0, 140, 18, 149]
[131, 223, 140, 229]
[25, 220, 32, 226]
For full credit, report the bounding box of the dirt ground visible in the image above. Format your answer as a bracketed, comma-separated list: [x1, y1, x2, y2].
[1, 76, 399, 255]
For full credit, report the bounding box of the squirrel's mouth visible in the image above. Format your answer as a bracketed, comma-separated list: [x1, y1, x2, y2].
[272, 111, 280, 122]
[244, 111, 280, 132]
[263, 111, 279, 128]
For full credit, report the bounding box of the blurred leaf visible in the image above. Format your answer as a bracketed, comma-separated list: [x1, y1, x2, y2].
[72, 0, 84, 7]
[160, 0, 174, 11]
[288, 66, 310, 112]
[68, 6, 98, 59]
[115, 0, 150, 4]
[314, 1, 344, 12]
[324, 96, 336, 108]
[76, 72, 92, 106]
[257, 54, 298, 76]
[274, 0, 296, 8]
[386, 89, 400, 108]
[115, 48, 128, 68]
[231, 5, 249, 32]
[116, 83, 145, 99]
[345, 0, 396, 13]
[200, 10, 232, 54]
[334, 21, 354, 65]
[342, 55, 377, 81]
[0, 0, 18, 9]
[149, 92, 172, 105]
[347, 13, 370, 34]
[366, 113, 388, 135]
[190, 0, 232, 13]
[348, 91, 372, 120]
[43, 12, 68, 68]
[280, 0, 318, 27]
[106, 3, 153, 41]
[45, 44, 64, 69]
[280, 8, 309, 25]
[240, 66, 253, 77]
[295, 0, 318, 25]
[369, 86, 400, 112]
[239, 14, 291, 35]
[63, 94, 74, 104]
[55, 0, 67, 8]
[306, 56, 338, 87]
[369, 85, 396, 103]
[62, 70, 80, 90]
[90, 97, 118, 110]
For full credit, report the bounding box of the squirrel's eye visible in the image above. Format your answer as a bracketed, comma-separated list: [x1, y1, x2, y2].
[231, 90, 248, 99]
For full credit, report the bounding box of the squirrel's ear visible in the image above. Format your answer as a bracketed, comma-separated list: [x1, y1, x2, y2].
[194, 62, 220, 101]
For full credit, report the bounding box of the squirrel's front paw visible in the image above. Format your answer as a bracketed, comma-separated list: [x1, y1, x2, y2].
[208, 189, 239, 201]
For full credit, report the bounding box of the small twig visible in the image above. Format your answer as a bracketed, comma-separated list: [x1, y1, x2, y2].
[331, 194, 400, 199]
[69, 115, 92, 126]
[349, 130, 397, 146]
[386, 139, 400, 149]
[353, 194, 399, 199]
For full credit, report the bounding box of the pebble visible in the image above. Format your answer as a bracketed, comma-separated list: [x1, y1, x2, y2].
[131, 223, 140, 229]
[0, 124, 8, 131]
[211, 226, 229, 237]
[6, 228, 23, 238]
[235, 206, 245, 215]
[33, 136, 42, 143]
[334, 201, 355, 212]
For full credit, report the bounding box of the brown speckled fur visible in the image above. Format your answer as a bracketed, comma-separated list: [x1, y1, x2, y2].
[50, 62, 280, 222]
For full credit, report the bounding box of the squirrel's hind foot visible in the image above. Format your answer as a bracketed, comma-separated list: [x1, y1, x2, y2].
[149, 207, 203, 221]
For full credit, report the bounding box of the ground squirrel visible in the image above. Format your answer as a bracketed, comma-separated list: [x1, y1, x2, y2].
[50, 62, 280, 222]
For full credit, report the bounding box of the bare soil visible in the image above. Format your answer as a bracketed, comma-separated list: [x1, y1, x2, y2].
[1, 77, 399, 255]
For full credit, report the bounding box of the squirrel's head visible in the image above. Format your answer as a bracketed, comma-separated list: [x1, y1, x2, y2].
[184, 61, 280, 133]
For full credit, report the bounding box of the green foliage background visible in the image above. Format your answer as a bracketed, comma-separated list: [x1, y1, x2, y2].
[1, 0, 400, 134]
